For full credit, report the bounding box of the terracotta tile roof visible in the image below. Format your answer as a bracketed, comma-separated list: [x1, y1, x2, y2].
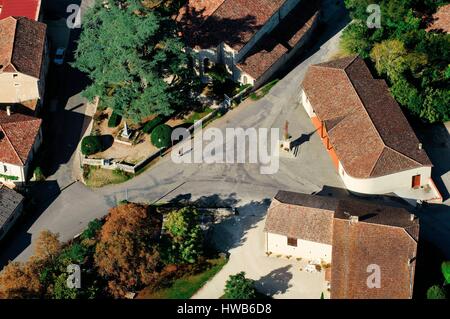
[264, 191, 419, 299]
[331, 217, 418, 299]
[0, 0, 41, 21]
[301, 55, 432, 178]
[178, 0, 284, 51]
[426, 4, 450, 34]
[0, 109, 41, 166]
[237, 0, 320, 80]
[0, 16, 47, 79]
[0, 185, 24, 229]
[264, 191, 336, 244]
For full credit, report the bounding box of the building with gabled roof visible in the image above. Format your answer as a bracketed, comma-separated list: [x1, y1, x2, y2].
[0, 16, 49, 114]
[0, 0, 42, 21]
[300, 55, 441, 203]
[264, 190, 419, 299]
[178, 0, 321, 88]
[0, 184, 24, 241]
[0, 108, 42, 184]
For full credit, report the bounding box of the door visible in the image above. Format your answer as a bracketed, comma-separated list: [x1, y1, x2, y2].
[412, 175, 421, 188]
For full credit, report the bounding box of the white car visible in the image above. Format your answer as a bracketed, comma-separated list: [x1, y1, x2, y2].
[53, 47, 66, 65]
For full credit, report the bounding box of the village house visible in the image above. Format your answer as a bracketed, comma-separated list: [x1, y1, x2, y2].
[0, 107, 42, 184]
[177, 0, 321, 88]
[0, 0, 43, 21]
[0, 15, 49, 115]
[264, 190, 419, 299]
[0, 184, 24, 241]
[300, 55, 442, 203]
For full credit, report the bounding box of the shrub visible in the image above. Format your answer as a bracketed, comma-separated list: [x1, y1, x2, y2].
[223, 272, 257, 299]
[143, 115, 165, 134]
[151, 124, 172, 148]
[427, 285, 447, 299]
[80, 219, 103, 241]
[33, 166, 46, 181]
[81, 136, 103, 155]
[107, 112, 122, 128]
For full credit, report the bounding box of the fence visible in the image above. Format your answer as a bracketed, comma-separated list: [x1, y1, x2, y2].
[81, 86, 253, 175]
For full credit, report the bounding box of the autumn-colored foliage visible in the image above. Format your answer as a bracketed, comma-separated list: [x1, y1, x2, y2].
[0, 230, 61, 299]
[0, 261, 42, 299]
[94, 203, 163, 297]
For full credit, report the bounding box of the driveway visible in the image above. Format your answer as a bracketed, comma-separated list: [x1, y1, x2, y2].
[193, 200, 329, 299]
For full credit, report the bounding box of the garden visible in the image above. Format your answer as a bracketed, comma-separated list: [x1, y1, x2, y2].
[0, 202, 230, 299]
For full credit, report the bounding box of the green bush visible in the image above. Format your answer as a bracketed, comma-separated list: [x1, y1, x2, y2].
[151, 124, 172, 148]
[81, 136, 103, 155]
[223, 272, 257, 299]
[80, 219, 103, 241]
[427, 285, 447, 299]
[33, 166, 46, 181]
[143, 115, 165, 134]
[107, 112, 122, 128]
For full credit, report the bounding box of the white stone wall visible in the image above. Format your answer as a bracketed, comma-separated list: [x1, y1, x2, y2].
[339, 161, 433, 195]
[301, 89, 316, 118]
[266, 232, 332, 262]
[0, 72, 40, 103]
[0, 162, 26, 183]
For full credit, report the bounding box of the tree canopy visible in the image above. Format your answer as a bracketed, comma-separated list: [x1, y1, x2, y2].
[223, 272, 257, 299]
[73, 0, 198, 122]
[341, 0, 450, 123]
[94, 203, 163, 297]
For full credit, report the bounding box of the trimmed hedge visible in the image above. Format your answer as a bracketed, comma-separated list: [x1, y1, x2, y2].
[108, 112, 122, 128]
[81, 136, 103, 155]
[151, 124, 172, 148]
[143, 115, 165, 134]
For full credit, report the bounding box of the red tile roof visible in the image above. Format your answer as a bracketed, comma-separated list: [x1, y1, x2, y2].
[426, 4, 450, 34]
[264, 190, 419, 299]
[179, 0, 285, 51]
[0, 0, 41, 21]
[301, 56, 432, 178]
[0, 16, 47, 79]
[0, 109, 41, 166]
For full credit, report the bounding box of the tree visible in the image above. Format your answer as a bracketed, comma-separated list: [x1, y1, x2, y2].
[370, 39, 409, 80]
[341, 21, 373, 58]
[73, 0, 198, 122]
[223, 272, 257, 299]
[32, 230, 61, 264]
[163, 207, 204, 264]
[0, 261, 42, 299]
[94, 203, 162, 297]
[81, 136, 103, 156]
[151, 124, 173, 148]
[442, 261, 450, 285]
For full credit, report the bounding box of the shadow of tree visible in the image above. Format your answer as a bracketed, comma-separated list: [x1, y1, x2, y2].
[167, 193, 270, 252]
[254, 265, 293, 297]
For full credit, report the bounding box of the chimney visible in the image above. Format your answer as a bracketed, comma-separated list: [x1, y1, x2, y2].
[410, 214, 416, 221]
[6, 105, 11, 116]
[349, 215, 359, 223]
[418, 143, 423, 150]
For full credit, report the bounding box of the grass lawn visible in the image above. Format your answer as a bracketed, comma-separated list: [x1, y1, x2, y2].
[185, 107, 214, 124]
[137, 256, 228, 299]
[249, 79, 279, 101]
[84, 166, 133, 188]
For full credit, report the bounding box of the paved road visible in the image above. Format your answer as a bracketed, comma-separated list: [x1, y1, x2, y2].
[0, 0, 349, 266]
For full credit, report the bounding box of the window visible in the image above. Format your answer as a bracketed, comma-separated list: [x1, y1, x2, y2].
[287, 237, 297, 247]
[412, 175, 421, 188]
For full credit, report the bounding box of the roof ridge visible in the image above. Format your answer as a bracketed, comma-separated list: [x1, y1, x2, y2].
[0, 123, 24, 165]
[384, 145, 424, 167]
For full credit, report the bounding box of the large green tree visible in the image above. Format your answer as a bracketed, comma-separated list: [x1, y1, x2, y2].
[341, 0, 450, 123]
[73, 0, 198, 122]
[223, 272, 257, 299]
